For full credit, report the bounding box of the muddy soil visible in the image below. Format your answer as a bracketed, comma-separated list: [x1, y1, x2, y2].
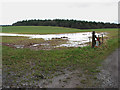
[1, 40, 68, 51]
[97, 48, 119, 88]
[37, 68, 99, 88]
[0, 69, 1, 89]
[2, 67, 99, 88]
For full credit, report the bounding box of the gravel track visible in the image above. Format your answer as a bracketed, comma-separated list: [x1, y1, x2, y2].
[97, 48, 119, 88]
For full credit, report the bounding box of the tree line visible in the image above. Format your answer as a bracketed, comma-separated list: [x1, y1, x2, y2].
[12, 19, 118, 29]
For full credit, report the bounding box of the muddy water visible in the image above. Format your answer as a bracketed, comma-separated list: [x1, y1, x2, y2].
[0, 32, 107, 47]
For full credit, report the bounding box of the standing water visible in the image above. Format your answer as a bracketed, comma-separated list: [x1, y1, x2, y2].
[0, 32, 107, 47]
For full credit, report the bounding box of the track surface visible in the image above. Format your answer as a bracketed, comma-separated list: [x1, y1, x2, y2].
[97, 48, 119, 88]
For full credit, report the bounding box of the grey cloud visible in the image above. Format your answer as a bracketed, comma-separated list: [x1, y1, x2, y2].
[66, 2, 117, 8]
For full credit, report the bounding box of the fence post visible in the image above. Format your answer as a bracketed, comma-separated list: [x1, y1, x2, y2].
[98, 35, 101, 45]
[102, 34, 103, 44]
[88, 37, 91, 45]
[92, 31, 96, 48]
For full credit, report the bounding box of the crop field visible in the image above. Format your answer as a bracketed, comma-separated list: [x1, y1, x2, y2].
[2, 26, 118, 34]
[1, 26, 119, 88]
[2, 26, 82, 34]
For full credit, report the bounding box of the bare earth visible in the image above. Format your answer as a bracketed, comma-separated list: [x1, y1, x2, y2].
[0, 68, 1, 89]
[97, 48, 119, 88]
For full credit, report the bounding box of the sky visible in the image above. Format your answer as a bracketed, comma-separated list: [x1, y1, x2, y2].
[0, 0, 119, 25]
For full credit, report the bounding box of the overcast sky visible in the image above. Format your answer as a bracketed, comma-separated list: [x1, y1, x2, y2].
[0, 0, 119, 25]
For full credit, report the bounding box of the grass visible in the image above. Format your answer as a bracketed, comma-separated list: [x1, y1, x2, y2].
[3, 35, 118, 74]
[2, 26, 81, 34]
[2, 27, 119, 87]
[2, 26, 118, 34]
[2, 36, 44, 43]
[80, 79, 87, 84]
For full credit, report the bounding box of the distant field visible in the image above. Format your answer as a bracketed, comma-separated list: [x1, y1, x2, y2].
[1, 26, 118, 34]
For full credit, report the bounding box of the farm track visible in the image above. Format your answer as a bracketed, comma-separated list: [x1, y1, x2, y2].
[97, 48, 119, 88]
[0, 68, 1, 89]
[38, 68, 96, 88]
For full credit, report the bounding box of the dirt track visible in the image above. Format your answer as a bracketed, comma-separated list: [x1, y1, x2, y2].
[97, 48, 119, 88]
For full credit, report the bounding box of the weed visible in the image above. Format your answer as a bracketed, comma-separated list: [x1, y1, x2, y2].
[93, 77, 97, 80]
[49, 80, 52, 83]
[66, 77, 71, 79]
[80, 79, 87, 84]
[63, 79, 67, 83]
[59, 79, 62, 82]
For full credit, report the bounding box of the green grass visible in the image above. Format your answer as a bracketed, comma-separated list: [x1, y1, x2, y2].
[2, 36, 44, 43]
[2, 27, 119, 87]
[2, 26, 118, 34]
[0, 45, 2, 69]
[3, 32, 118, 74]
[2, 37, 118, 87]
[2, 26, 81, 34]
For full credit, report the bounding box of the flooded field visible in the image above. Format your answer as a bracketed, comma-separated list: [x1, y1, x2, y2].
[2, 29, 118, 88]
[0, 32, 107, 48]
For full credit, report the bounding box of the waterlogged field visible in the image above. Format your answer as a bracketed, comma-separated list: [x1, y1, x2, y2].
[2, 26, 119, 88]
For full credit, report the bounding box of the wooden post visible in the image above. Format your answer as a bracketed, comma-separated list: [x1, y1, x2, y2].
[92, 31, 96, 48]
[88, 37, 90, 45]
[102, 34, 103, 44]
[98, 35, 101, 45]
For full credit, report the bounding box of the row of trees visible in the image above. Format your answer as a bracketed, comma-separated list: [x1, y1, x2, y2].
[12, 19, 118, 29]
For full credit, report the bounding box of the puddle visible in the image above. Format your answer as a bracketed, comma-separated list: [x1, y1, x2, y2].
[14, 45, 24, 48]
[32, 44, 40, 47]
[39, 43, 50, 46]
[0, 32, 107, 47]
